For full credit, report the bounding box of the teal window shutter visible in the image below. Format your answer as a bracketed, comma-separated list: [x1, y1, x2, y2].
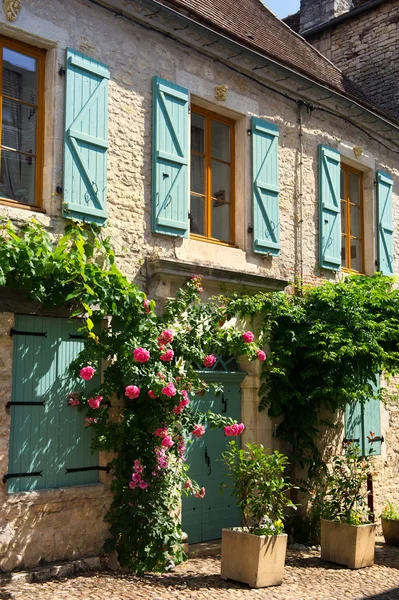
[345, 402, 362, 449]
[345, 376, 382, 457]
[7, 316, 100, 492]
[251, 117, 280, 255]
[152, 76, 189, 237]
[63, 48, 109, 226]
[319, 145, 341, 270]
[377, 170, 394, 275]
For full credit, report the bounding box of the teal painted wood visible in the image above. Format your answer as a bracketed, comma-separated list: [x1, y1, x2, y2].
[345, 401, 363, 452]
[377, 170, 394, 275]
[182, 381, 242, 543]
[363, 375, 382, 456]
[319, 145, 341, 270]
[152, 76, 189, 237]
[63, 48, 109, 226]
[7, 316, 100, 493]
[251, 117, 280, 255]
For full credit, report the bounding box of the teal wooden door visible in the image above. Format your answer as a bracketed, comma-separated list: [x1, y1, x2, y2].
[182, 378, 242, 543]
[8, 315, 100, 492]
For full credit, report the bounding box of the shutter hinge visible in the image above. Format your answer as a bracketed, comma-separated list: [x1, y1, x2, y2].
[10, 329, 47, 338]
[247, 225, 253, 234]
[3, 471, 43, 483]
[56, 185, 63, 194]
[59, 66, 66, 77]
[247, 129, 252, 136]
[65, 466, 110, 474]
[6, 401, 45, 409]
[367, 435, 384, 443]
[343, 438, 360, 444]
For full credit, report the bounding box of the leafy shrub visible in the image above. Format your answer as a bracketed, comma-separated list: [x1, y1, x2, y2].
[382, 502, 399, 521]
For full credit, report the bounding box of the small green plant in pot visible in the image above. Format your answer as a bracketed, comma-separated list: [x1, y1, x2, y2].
[314, 443, 377, 569]
[220, 441, 296, 588]
[381, 503, 399, 546]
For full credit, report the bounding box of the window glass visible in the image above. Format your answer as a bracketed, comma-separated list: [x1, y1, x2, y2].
[211, 160, 230, 203]
[349, 172, 360, 206]
[0, 150, 35, 204]
[212, 200, 230, 242]
[211, 120, 230, 162]
[191, 113, 205, 154]
[2, 48, 38, 104]
[190, 154, 204, 195]
[190, 194, 205, 236]
[340, 164, 363, 272]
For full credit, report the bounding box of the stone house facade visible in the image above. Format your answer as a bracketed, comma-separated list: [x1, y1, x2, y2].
[0, 0, 399, 570]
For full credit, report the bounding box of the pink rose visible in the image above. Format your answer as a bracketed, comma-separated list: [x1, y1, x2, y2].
[80, 366, 95, 381]
[148, 390, 158, 399]
[203, 355, 217, 368]
[88, 395, 102, 409]
[132, 472, 141, 482]
[129, 481, 137, 489]
[162, 382, 177, 397]
[192, 424, 206, 438]
[194, 487, 206, 499]
[143, 299, 151, 314]
[125, 385, 140, 399]
[68, 398, 80, 407]
[157, 329, 174, 346]
[242, 331, 255, 343]
[154, 427, 168, 438]
[84, 417, 98, 427]
[224, 423, 245, 436]
[139, 480, 149, 489]
[160, 349, 174, 362]
[184, 480, 192, 489]
[133, 348, 150, 363]
[257, 349, 266, 361]
[134, 459, 143, 473]
[173, 404, 183, 415]
[161, 435, 174, 448]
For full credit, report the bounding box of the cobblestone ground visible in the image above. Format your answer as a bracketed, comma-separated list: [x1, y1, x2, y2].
[2, 542, 399, 600]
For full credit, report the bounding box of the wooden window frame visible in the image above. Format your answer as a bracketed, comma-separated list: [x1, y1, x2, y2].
[190, 104, 235, 246]
[0, 35, 45, 212]
[341, 162, 364, 273]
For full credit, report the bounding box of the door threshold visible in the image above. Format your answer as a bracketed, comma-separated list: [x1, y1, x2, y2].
[188, 539, 221, 558]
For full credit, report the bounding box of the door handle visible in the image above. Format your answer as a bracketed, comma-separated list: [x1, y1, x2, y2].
[221, 394, 227, 413]
[204, 447, 211, 475]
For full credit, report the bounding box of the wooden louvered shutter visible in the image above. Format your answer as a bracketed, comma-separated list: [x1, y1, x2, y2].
[363, 375, 382, 456]
[377, 170, 394, 275]
[63, 49, 109, 225]
[251, 117, 280, 255]
[7, 316, 100, 492]
[319, 145, 341, 270]
[152, 76, 189, 237]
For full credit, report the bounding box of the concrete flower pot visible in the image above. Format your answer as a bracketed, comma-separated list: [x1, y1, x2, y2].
[220, 528, 288, 588]
[381, 517, 399, 546]
[320, 519, 377, 569]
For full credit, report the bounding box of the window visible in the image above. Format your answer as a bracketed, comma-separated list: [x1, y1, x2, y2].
[190, 106, 235, 244]
[340, 163, 364, 272]
[0, 36, 45, 208]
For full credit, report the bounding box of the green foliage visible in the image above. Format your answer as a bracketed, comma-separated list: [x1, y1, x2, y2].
[0, 218, 263, 575]
[221, 440, 296, 536]
[381, 502, 399, 521]
[309, 444, 373, 525]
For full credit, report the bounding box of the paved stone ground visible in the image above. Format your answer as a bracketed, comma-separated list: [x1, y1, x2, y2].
[2, 542, 399, 600]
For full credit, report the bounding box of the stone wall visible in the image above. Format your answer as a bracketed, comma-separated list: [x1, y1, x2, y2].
[299, 0, 353, 32]
[307, 0, 399, 120]
[0, 0, 398, 568]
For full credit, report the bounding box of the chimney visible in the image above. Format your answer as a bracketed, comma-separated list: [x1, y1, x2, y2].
[299, 0, 353, 33]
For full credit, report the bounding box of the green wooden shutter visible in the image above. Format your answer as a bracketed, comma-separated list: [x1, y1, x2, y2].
[63, 48, 109, 225]
[319, 145, 341, 270]
[251, 117, 280, 255]
[152, 76, 189, 237]
[377, 170, 394, 275]
[345, 402, 362, 449]
[363, 375, 382, 456]
[7, 316, 100, 493]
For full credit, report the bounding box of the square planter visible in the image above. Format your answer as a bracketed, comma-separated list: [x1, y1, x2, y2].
[320, 518, 377, 569]
[220, 528, 287, 588]
[382, 517, 399, 546]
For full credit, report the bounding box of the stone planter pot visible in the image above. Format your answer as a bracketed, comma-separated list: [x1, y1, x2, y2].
[320, 518, 377, 569]
[382, 517, 399, 546]
[220, 528, 287, 588]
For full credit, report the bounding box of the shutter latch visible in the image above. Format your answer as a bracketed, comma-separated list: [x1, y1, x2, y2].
[247, 225, 253, 234]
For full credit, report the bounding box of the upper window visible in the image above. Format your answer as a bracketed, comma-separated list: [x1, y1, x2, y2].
[0, 36, 45, 208]
[190, 106, 235, 244]
[341, 163, 364, 272]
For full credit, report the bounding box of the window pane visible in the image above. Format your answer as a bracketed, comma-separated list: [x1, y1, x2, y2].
[341, 202, 346, 234]
[0, 150, 35, 204]
[2, 99, 36, 154]
[211, 120, 230, 162]
[211, 160, 230, 203]
[212, 199, 230, 242]
[3, 47, 38, 104]
[341, 235, 347, 268]
[349, 172, 360, 206]
[350, 204, 361, 239]
[190, 194, 205, 236]
[350, 238, 362, 272]
[190, 154, 204, 195]
[191, 113, 205, 154]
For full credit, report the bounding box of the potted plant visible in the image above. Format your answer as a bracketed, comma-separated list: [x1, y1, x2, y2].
[381, 502, 399, 546]
[220, 441, 296, 588]
[317, 443, 377, 569]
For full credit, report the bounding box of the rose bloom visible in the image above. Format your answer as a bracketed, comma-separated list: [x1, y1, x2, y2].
[129, 481, 137, 489]
[224, 423, 245, 436]
[125, 385, 140, 399]
[162, 382, 177, 397]
[88, 395, 102, 410]
[139, 480, 149, 489]
[157, 329, 174, 346]
[143, 299, 151, 314]
[161, 435, 174, 448]
[68, 398, 80, 407]
[203, 354, 217, 368]
[84, 417, 98, 427]
[194, 486, 206, 499]
[257, 349, 266, 361]
[132, 472, 141, 483]
[192, 424, 206, 438]
[148, 390, 157, 399]
[242, 331, 255, 343]
[80, 366, 95, 380]
[160, 349, 174, 362]
[184, 480, 192, 489]
[173, 404, 184, 415]
[133, 347, 150, 363]
[154, 427, 168, 438]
